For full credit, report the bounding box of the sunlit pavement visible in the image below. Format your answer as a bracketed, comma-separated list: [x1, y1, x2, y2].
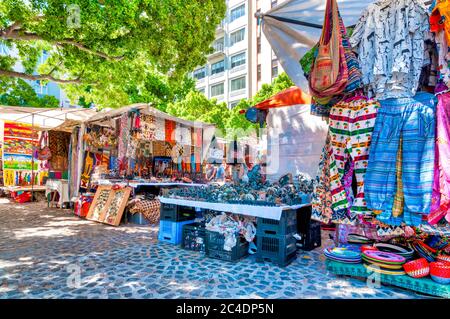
[0, 200, 424, 299]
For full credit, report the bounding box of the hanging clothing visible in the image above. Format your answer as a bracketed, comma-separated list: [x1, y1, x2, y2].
[364, 92, 437, 226]
[350, 0, 429, 100]
[429, 92, 450, 225]
[328, 98, 380, 215]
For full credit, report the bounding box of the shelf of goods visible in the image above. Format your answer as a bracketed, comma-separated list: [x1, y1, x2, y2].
[326, 260, 450, 298]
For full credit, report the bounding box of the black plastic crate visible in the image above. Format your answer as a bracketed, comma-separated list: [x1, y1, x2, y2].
[160, 204, 196, 222]
[257, 209, 297, 237]
[256, 233, 297, 267]
[205, 230, 249, 262]
[297, 220, 321, 251]
[181, 223, 206, 252]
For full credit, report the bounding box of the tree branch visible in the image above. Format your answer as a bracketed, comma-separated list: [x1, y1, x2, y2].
[0, 69, 82, 84]
[0, 30, 124, 61]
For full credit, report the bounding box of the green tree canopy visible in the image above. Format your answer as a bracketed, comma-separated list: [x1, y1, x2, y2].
[0, 78, 59, 107]
[166, 72, 295, 133]
[0, 0, 226, 108]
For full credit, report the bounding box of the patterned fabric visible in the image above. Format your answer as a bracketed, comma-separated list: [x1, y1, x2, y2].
[154, 117, 165, 141]
[365, 92, 437, 227]
[117, 113, 130, 159]
[139, 114, 156, 141]
[339, 13, 362, 93]
[165, 120, 176, 143]
[429, 93, 450, 225]
[312, 136, 334, 224]
[392, 136, 405, 219]
[350, 0, 429, 100]
[129, 199, 161, 224]
[328, 98, 380, 215]
[434, 30, 450, 87]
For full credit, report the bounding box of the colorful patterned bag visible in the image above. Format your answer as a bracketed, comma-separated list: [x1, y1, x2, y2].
[309, 0, 348, 98]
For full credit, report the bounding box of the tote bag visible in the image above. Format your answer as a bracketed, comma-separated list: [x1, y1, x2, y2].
[309, 0, 348, 97]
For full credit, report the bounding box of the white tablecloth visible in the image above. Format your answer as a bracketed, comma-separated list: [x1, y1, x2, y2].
[158, 197, 310, 220]
[45, 180, 69, 207]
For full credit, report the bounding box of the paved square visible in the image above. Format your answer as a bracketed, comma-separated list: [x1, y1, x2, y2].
[0, 200, 425, 299]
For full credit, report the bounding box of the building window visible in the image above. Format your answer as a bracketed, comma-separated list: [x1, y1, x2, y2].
[230, 4, 245, 22]
[230, 76, 246, 91]
[271, 0, 278, 8]
[211, 83, 224, 97]
[257, 64, 261, 81]
[193, 68, 206, 80]
[213, 38, 224, 53]
[257, 37, 261, 54]
[229, 101, 239, 109]
[272, 59, 278, 78]
[230, 52, 246, 69]
[230, 28, 245, 46]
[211, 60, 225, 75]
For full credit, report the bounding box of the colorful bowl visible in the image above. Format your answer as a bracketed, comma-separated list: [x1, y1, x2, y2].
[362, 250, 406, 264]
[430, 262, 450, 278]
[374, 243, 414, 260]
[403, 258, 430, 278]
[360, 245, 378, 253]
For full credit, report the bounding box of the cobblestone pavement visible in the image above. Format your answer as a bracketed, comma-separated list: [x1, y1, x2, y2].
[0, 200, 427, 299]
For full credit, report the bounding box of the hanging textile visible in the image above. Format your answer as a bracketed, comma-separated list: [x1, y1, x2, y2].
[117, 113, 130, 160]
[165, 120, 176, 143]
[139, 114, 157, 141]
[350, 0, 429, 100]
[365, 92, 437, 226]
[155, 117, 166, 141]
[328, 98, 380, 215]
[429, 92, 450, 225]
[48, 131, 71, 172]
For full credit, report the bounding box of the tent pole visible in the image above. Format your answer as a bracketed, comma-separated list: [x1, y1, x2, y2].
[31, 113, 35, 202]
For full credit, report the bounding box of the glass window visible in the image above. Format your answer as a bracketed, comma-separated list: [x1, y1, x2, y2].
[229, 101, 239, 108]
[230, 28, 245, 46]
[230, 4, 245, 22]
[211, 83, 224, 97]
[272, 60, 279, 78]
[231, 52, 246, 69]
[211, 60, 225, 75]
[230, 76, 246, 91]
[193, 67, 206, 80]
[213, 38, 224, 52]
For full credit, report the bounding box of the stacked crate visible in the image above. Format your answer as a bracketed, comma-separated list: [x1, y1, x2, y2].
[205, 230, 249, 262]
[255, 209, 298, 267]
[296, 205, 321, 251]
[158, 204, 196, 244]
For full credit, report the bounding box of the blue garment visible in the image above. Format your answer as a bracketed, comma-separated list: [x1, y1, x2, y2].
[216, 165, 225, 179]
[364, 92, 436, 226]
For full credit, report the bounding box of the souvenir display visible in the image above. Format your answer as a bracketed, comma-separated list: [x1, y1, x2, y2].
[403, 258, 430, 279]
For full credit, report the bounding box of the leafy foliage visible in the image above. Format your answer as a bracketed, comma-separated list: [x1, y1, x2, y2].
[0, 78, 59, 107]
[0, 0, 226, 108]
[166, 72, 295, 132]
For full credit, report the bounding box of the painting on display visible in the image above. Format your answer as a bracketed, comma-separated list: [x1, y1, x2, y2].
[3, 122, 38, 139]
[3, 154, 37, 170]
[3, 136, 37, 155]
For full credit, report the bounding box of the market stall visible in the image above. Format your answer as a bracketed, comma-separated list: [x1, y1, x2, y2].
[78, 103, 215, 225]
[0, 106, 95, 202]
[257, 0, 450, 296]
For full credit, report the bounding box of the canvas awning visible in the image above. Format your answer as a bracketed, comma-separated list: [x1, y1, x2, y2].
[0, 105, 96, 130]
[254, 86, 311, 110]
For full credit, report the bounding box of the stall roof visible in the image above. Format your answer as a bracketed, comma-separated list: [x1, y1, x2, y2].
[254, 86, 311, 110]
[86, 103, 215, 128]
[0, 105, 97, 129]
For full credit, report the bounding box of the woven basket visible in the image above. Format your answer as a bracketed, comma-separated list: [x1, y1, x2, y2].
[430, 262, 450, 278]
[437, 255, 450, 264]
[403, 258, 429, 278]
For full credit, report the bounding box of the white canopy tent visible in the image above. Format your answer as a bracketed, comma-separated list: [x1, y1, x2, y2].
[0, 106, 96, 130]
[259, 0, 432, 93]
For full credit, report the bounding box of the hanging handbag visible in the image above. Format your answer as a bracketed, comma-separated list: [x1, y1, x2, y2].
[309, 0, 348, 98]
[36, 131, 52, 161]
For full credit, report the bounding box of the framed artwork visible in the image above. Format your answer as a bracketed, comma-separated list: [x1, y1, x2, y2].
[86, 185, 112, 222]
[86, 185, 132, 227]
[100, 187, 132, 226]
